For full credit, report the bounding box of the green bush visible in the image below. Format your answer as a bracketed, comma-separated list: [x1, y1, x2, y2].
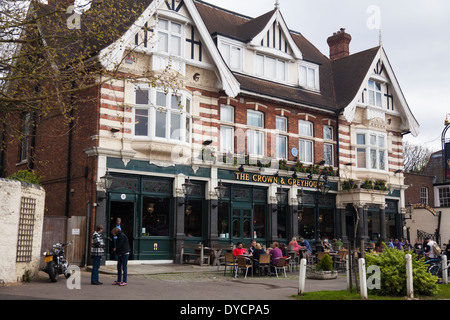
[318, 253, 334, 271]
[7, 170, 42, 186]
[365, 243, 438, 296]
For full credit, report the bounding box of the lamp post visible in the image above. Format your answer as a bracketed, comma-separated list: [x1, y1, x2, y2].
[100, 169, 114, 191]
[308, 160, 330, 248]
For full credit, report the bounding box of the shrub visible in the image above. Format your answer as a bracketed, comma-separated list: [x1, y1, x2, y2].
[7, 170, 42, 186]
[365, 243, 438, 296]
[318, 253, 334, 271]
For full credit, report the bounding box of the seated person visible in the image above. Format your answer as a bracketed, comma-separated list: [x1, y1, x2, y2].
[252, 243, 266, 272]
[322, 239, 333, 252]
[233, 242, 247, 257]
[249, 240, 257, 254]
[288, 237, 300, 252]
[268, 242, 283, 266]
[279, 243, 288, 257]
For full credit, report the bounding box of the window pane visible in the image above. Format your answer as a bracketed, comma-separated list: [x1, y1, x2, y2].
[276, 116, 287, 132]
[184, 199, 202, 237]
[276, 60, 285, 81]
[158, 32, 168, 53]
[307, 68, 315, 88]
[185, 98, 191, 114]
[299, 121, 312, 136]
[185, 117, 191, 143]
[369, 91, 375, 105]
[324, 144, 333, 166]
[370, 149, 377, 169]
[171, 22, 181, 34]
[230, 47, 241, 70]
[256, 131, 264, 156]
[324, 126, 333, 140]
[136, 89, 149, 104]
[156, 91, 167, 107]
[142, 197, 170, 236]
[376, 92, 382, 107]
[171, 95, 179, 109]
[255, 55, 264, 76]
[379, 150, 385, 170]
[299, 65, 307, 87]
[134, 109, 149, 136]
[221, 105, 234, 122]
[155, 110, 166, 138]
[220, 43, 230, 64]
[277, 135, 287, 159]
[254, 204, 265, 238]
[357, 148, 366, 168]
[171, 35, 181, 56]
[299, 139, 312, 163]
[220, 126, 233, 152]
[378, 135, 385, 148]
[247, 111, 263, 127]
[357, 134, 365, 145]
[158, 19, 168, 31]
[266, 57, 276, 78]
[370, 134, 377, 145]
[170, 112, 181, 140]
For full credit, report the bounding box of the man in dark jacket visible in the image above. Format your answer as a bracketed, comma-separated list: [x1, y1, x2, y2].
[111, 227, 130, 286]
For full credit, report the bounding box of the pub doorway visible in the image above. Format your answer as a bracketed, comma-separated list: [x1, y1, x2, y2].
[109, 201, 135, 260]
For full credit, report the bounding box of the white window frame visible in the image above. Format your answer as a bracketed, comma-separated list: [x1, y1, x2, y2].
[355, 131, 387, 171]
[299, 139, 313, 164]
[323, 125, 333, 141]
[220, 125, 234, 153]
[368, 80, 383, 108]
[437, 186, 450, 207]
[324, 143, 334, 166]
[218, 38, 244, 71]
[276, 135, 287, 160]
[132, 85, 191, 144]
[220, 104, 234, 123]
[156, 18, 184, 57]
[420, 187, 429, 205]
[247, 110, 264, 157]
[298, 120, 313, 137]
[254, 53, 287, 82]
[298, 61, 320, 91]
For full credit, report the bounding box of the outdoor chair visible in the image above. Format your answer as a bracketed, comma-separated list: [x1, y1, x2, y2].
[273, 257, 287, 278]
[288, 251, 299, 272]
[235, 256, 252, 279]
[258, 254, 271, 276]
[223, 252, 238, 276]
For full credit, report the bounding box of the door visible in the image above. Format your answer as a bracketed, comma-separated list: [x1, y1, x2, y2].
[231, 207, 252, 244]
[109, 201, 135, 259]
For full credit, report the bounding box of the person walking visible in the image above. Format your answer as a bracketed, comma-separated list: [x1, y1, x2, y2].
[91, 225, 105, 285]
[111, 227, 130, 286]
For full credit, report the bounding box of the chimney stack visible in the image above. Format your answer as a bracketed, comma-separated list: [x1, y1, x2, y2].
[327, 28, 352, 61]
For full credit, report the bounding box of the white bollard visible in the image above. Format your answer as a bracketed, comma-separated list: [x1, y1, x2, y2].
[442, 255, 448, 285]
[346, 255, 351, 291]
[405, 254, 414, 299]
[358, 258, 368, 300]
[298, 258, 307, 296]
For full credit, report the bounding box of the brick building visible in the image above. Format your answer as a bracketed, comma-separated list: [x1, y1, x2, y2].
[1, 0, 419, 264]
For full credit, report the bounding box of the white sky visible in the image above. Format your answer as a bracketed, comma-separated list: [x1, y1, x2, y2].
[204, 0, 450, 151]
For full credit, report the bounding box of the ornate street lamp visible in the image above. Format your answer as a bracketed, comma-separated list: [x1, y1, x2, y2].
[100, 169, 114, 190]
[182, 177, 195, 196]
[276, 186, 287, 204]
[215, 180, 227, 200]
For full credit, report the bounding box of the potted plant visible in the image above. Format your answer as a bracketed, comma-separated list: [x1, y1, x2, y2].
[374, 180, 388, 191]
[306, 254, 338, 280]
[342, 179, 357, 191]
[361, 179, 374, 190]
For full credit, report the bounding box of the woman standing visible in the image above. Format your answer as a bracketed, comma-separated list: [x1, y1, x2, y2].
[111, 227, 130, 286]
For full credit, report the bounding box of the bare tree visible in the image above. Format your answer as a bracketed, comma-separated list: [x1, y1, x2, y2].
[1, 0, 181, 140]
[403, 141, 433, 174]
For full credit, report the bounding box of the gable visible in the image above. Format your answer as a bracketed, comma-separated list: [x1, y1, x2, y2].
[99, 0, 240, 97]
[335, 47, 419, 137]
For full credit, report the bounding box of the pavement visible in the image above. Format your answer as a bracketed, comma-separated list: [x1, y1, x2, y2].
[0, 262, 349, 303]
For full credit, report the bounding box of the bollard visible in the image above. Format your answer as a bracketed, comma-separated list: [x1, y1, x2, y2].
[442, 255, 448, 285]
[298, 258, 307, 296]
[358, 258, 368, 300]
[405, 254, 414, 299]
[346, 255, 351, 291]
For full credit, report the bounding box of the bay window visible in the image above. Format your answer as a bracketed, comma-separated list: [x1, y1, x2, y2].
[368, 80, 382, 107]
[133, 85, 191, 143]
[356, 131, 387, 171]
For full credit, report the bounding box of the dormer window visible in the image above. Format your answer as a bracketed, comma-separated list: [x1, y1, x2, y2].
[298, 61, 319, 91]
[218, 39, 243, 71]
[255, 54, 286, 82]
